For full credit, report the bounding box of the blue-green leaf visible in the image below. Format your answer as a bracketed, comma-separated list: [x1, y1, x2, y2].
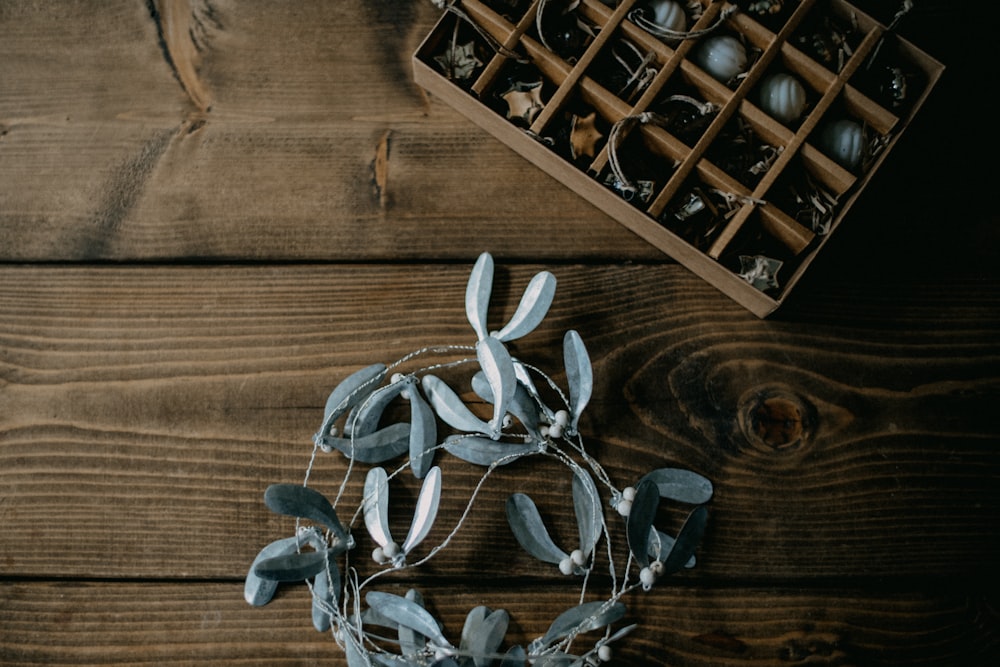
[399, 589, 428, 658]
[659, 505, 709, 575]
[253, 550, 326, 582]
[366, 591, 451, 649]
[499, 646, 527, 667]
[363, 467, 393, 549]
[494, 270, 557, 342]
[625, 479, 659, 568]
[563, 330, 592, 434]
[472, 370, 542, 441]
[639, 468, 713, 505]
[263, 484, 347, 543]
[572, 469, 602, 559]
[537, 601, 626, 649]
[465, 607, 510, 667]
[311, 555, 340, 632]
[647, 529, 696, 569]
[476, 336, 516, 439]
[444, 435, 537, 467]
[321, 422, 411, 464]
[409, 389, 438, 478]
[244, 535, 301, 606]
[401, 466, 442, 554]
[351, 376, 417, 437]
[422, 374, 491, 434]
[320, 363, 387, 436]
[466, 252, 494, 341]
[506, 493, 568, 565]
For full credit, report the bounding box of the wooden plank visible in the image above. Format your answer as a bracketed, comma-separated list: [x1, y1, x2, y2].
[0, 0, 658, 262]
[0, 581, 997, 665]
[1, 264, 997, 581]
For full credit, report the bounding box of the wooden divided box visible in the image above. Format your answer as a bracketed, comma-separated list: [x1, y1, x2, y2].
[412, 0, 944, 317]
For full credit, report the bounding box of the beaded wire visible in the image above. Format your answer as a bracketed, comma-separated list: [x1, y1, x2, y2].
[245, 253, 712, 666]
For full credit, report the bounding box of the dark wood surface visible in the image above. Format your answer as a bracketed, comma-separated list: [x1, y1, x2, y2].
[1, 1, 997, 665]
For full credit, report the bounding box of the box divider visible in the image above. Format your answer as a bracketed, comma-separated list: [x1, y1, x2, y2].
[471, 1, 540, 97]
[528, 0, 639, 135]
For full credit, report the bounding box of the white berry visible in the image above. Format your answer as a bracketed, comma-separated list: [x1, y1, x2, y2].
[570, 549, 586, 567]
[559, 557, 574, 575]
[382, 541, 400, 559]
[554, 410, 569, 427]
[616, 499, 632, 517]
[622, 486, 636, 502]
[598, 645, 613, 662]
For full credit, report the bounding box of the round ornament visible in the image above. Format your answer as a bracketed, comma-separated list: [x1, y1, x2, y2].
[692, 35, 748, 84]
[819, 119, 864, 170]
[647, 0, 686, 33]
[758, 72, 807, 124]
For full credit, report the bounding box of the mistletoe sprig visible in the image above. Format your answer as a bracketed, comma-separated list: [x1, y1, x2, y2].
[244, 252, 713, 666]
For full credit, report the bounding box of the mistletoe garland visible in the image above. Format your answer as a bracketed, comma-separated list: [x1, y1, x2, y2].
[244, 252, 713, 666]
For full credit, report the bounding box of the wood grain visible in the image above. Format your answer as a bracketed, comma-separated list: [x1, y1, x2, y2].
[1, 264, 997, 582]
[0, 582, 996, 666]
[1, 0, 998, 664]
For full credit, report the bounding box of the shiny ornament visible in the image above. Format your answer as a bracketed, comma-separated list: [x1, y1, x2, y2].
[819, 119, 864, 170]
[758, 73, 807, 124]
[648, 0, 686, 32]
[692, 35, 748, 84]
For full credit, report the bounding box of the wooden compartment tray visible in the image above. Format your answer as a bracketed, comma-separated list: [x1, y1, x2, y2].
[413, 0, 944, 317]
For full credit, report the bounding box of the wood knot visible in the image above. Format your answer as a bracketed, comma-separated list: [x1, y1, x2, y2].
[737, 386, 816, 451]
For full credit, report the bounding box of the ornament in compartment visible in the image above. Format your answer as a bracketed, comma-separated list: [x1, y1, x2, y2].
[431, 16, 490, 87]
[692, 34, 749, 86]
[628, 0, 688, 43]
[705, 115, 781, 188]
[492, 62, 549, 128]
[660, 183, 742, 251]
[589, 37, 659, 103]
[649, 92, 718, 146]
[817, 118, 865, 170]
[757, 72, 808, 125]
[793, 4, 861, 72]
[602, 113, 674, 205]
[535, 0, 595, 62]
[854, 35, 924, 112]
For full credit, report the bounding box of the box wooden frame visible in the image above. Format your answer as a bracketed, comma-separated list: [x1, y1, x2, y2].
[412, 0, 944, 317]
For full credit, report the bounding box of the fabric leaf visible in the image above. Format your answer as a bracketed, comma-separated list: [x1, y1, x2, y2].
[538, 601, 626, 649]
[320, 363, 387, 436]
[402, 466, 442, 554]
[351, 376, 417, 437]
[506, 493, 568, 565]
[422, 374, 491, 434]
[625, 479, 659, 568]
[466, 252, 494, 341]
[494, 270, 557, 342]
[321, 422, 412, 464]
[572, 469, 602, 559]
[472, 370, 542, 440]
[476, 336, 516, 438]
[444, 435, 537, 467]
[363, 467, 393, 548]
[408, 389, 438, 479]
[639, 468, 714, 505]
[562, 330, 592, 433]
[253, 550, 327, 582]
[366, 591, 451, 649]
[659, 505, 709, 575]
[244, 535, 301, 606]
[263, 483, 347, 543]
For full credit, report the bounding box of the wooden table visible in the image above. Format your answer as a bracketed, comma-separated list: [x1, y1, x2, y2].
[1, 1, 997, 665]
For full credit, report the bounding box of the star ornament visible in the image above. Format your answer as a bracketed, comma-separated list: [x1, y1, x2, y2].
[501, 83, 544, 125]
[569, 111, 603, 160]
[738, 254, 783, 291]
[434, 40, 482, 81]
